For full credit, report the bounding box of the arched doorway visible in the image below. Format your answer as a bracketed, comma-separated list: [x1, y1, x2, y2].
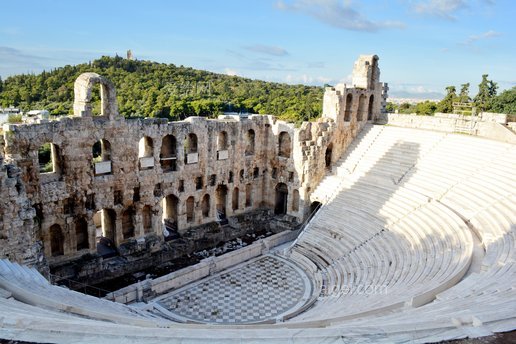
[162, 194, 179, 230]
[122, 207, 135, 239]
[75, 218, 89, 251]
[216, 185, 228, 213]
[274, 183, 289, 215]
[344, 93, 353, 122]
[368, 95, 374, 120]
[325, 144, 333, 169]
[49, 224, 64, 257]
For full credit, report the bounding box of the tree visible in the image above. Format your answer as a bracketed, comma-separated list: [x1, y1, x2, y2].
[490, 87, 516, 115]
[458, 83, 470, 103]
[436, 86, 457, 113]
[385, 102, 396, 113]
[474, 74, 498, 111]
[415, 101, 437, 116]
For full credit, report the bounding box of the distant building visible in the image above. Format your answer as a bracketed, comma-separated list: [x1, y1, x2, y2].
[0, 106, 21, 115]
[127, 50, 134, 60]
[26, 110, 49, 117]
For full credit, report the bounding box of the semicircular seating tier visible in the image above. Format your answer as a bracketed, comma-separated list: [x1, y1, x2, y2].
[0, 124, 514, 343]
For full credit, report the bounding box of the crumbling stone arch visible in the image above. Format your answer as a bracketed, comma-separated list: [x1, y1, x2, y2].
[73, 72, 118, 119]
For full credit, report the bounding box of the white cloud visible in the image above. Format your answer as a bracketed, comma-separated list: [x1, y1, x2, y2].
[276, 0, 404, 32]
[412, 0, 467, 20]
[243, 45, 289, 56]
[462, 30, 501, 45]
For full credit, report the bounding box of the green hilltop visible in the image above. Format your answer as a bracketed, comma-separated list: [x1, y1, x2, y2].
[0, 55, 324, 123]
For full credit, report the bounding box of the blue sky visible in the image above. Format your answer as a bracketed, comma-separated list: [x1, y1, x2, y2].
[0, 0, 514, 99]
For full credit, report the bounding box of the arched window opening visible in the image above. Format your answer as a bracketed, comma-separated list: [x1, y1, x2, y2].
[278, 132, 291, 158]
[186, 196, 195, 223]
[184, 133, 198, 164]
[160, 135, 177, 172]
[162, 195, 179, 232]
[245, 184, 253, 207]
[368, 95, 374, 121]
[50, 224, 64, 257]
[325, 143, 333, 170]
[292, 189, 300, 212]
[38, 143, 61, 174]
[357, 94, 367, 122]
[245, 129, 255, 156]
[122, 208, 135, 239]
[253, 167, 259, 179]
[232, 187, 239, 211]
[92, 139, 112, 175]
[138, 136, 154, 170]
[201, 194, 210, 218]
[239, 169, 245, 182]
[217, 131, 229, 160]
[75, 218, 89, 251]
[344, 93, 353, 122]
[142, 205, 152, 234]
[274, 183, 289, 215]
[228, 171, 234, 183]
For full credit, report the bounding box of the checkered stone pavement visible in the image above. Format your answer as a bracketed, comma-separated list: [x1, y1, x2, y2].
[155, 255, 311, 324]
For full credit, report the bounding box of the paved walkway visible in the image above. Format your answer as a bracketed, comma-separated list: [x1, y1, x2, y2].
[153, 255, 312, 324]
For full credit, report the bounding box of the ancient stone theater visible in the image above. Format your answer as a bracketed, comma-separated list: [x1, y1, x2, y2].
[0, 55, 514, 343]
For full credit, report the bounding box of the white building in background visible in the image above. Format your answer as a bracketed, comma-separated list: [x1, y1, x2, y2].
[0, 106, 22, 124]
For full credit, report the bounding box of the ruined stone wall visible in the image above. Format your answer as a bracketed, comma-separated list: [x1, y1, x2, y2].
[0, 55, 385, 274]
[0, 156, 46, 273]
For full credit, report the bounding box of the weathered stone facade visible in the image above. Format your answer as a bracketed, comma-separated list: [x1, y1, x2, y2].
[0, 55, 384, 279]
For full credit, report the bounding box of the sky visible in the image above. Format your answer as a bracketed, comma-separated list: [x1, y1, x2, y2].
[0, 0, 514, 99]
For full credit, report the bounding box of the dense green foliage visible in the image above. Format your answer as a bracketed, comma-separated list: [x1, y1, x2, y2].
[490, 87, 516, 115]
[0, 56, 324, 123]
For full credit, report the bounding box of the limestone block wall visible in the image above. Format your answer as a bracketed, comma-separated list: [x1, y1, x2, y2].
[0, 54, 385, 271]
